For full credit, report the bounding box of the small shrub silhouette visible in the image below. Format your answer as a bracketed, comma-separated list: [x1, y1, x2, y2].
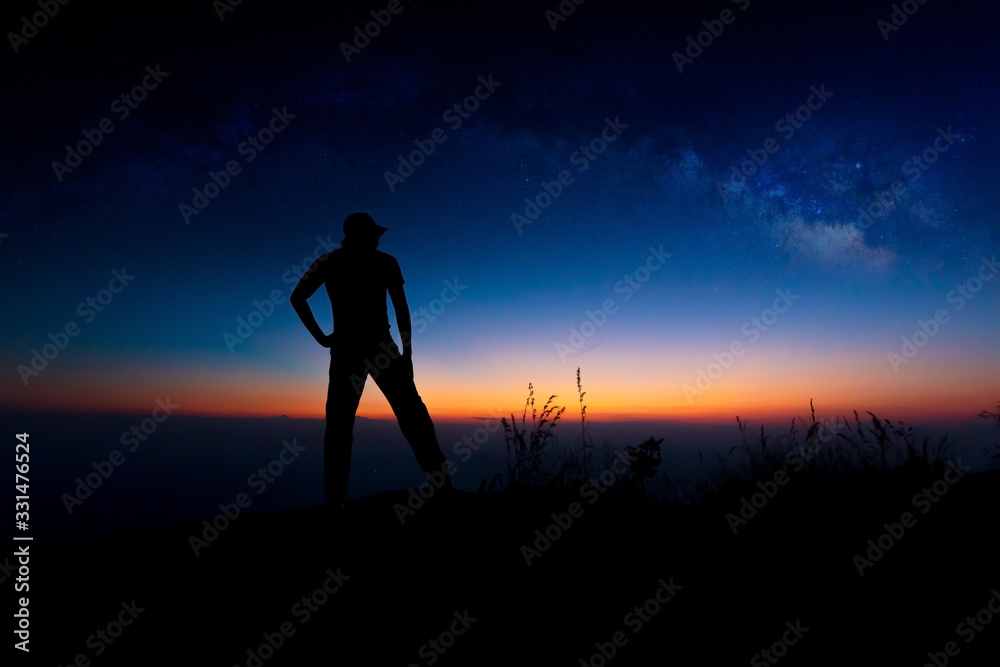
[493, 373, 986, 508]
[979, 400, 1000, 468]
[500, 370, 663, 499]
[621, 436, 664, 494]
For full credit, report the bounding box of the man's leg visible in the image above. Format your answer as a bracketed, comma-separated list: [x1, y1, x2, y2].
[373, 339, 453, 490]
[324, 343, 365, 506]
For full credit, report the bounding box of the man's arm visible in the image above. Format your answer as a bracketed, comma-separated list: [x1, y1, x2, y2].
[290, 258, 333, 347]
[388, 282, 411, 357]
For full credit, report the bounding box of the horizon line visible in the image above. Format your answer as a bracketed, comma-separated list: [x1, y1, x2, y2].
[4, 405, 990, 425]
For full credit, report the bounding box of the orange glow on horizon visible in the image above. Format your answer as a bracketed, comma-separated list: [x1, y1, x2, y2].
[3, 348, 993, 426]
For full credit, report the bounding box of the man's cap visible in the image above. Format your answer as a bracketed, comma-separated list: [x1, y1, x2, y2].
[343, 212, 388, 237]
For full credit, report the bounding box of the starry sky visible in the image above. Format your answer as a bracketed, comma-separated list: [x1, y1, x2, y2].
[2, 0, 997, 424]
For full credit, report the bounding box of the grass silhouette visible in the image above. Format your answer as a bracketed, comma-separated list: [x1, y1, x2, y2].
[497, 369, 997, 508]
[498, 370, 664, 498]
[34, 374, 999, 666]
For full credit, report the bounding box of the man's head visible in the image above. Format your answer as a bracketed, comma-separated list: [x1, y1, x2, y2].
[341, 212, 387, 251]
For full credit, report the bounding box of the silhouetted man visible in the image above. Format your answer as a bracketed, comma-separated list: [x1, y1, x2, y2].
[290, 212, 453, 511]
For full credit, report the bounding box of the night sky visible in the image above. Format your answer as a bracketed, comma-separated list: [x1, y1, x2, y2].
[2, 0, 997, 424]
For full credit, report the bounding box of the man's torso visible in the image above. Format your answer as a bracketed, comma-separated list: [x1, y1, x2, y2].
[316, 248, 403, 341]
